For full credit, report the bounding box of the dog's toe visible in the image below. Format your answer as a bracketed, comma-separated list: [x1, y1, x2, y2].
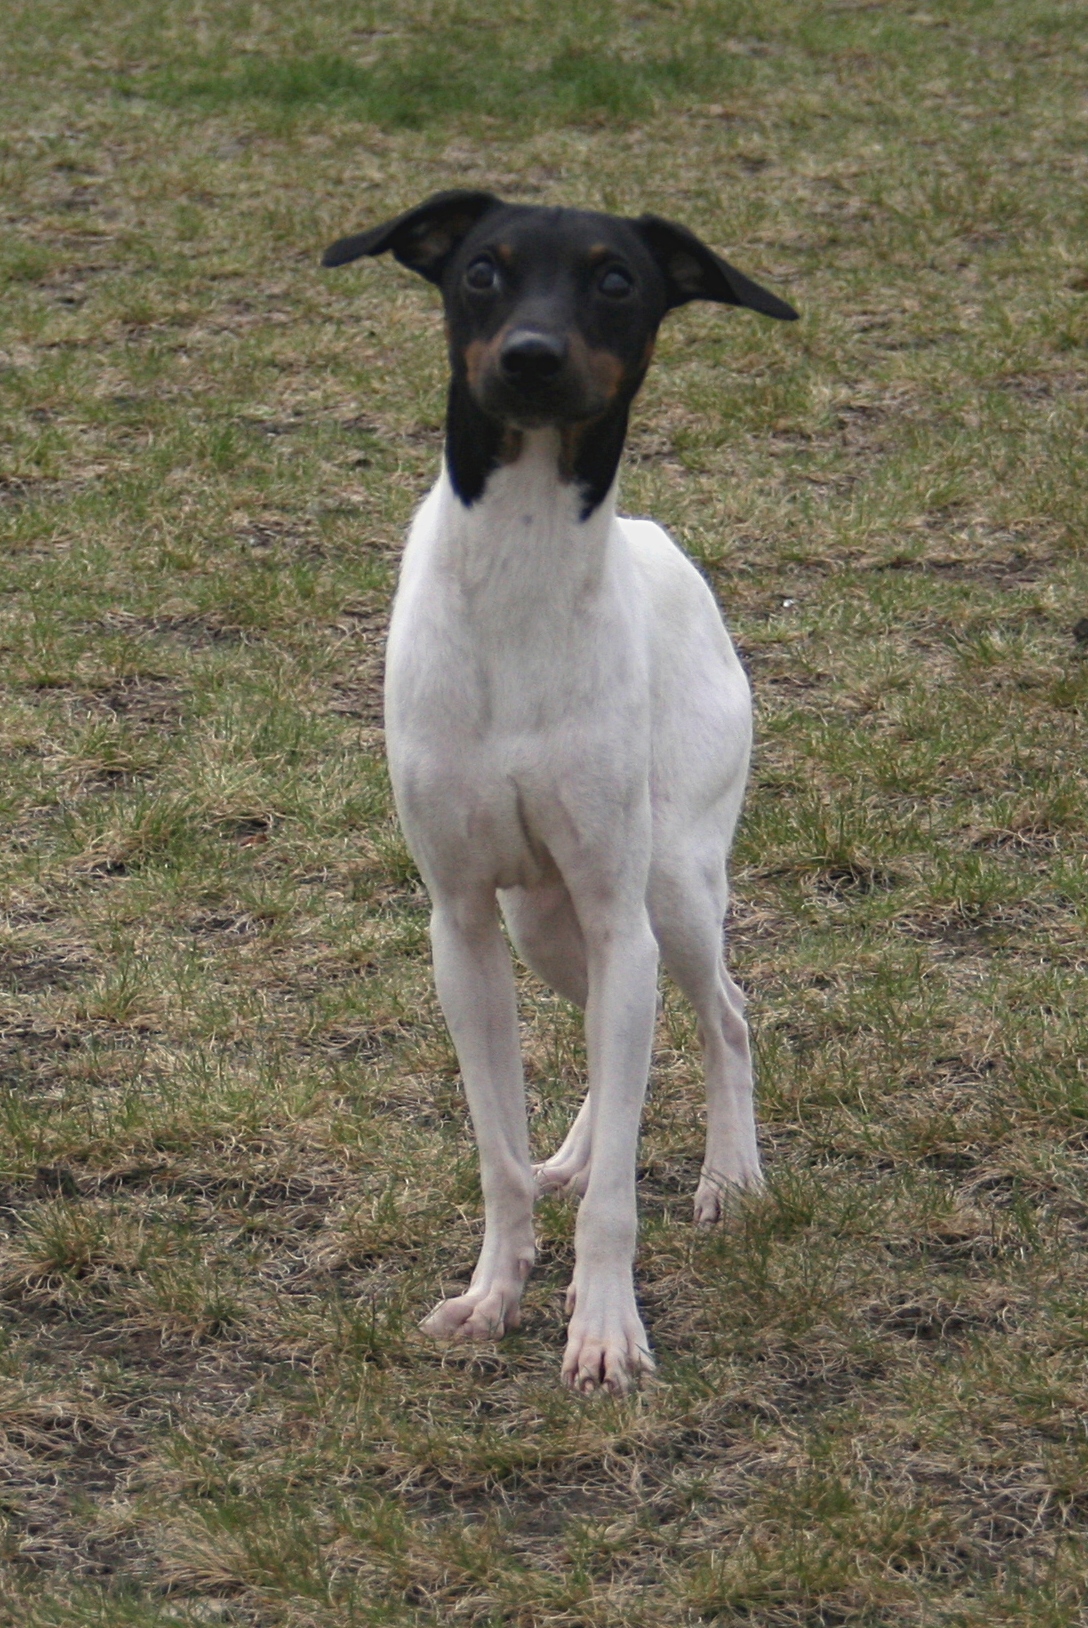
[560, 1289, 653, 1396]
[692, 1183, 724, 1226]
[420, 1286, 519, 1342]
[693, 1168, 765, 1227]
[534, 1157, 591, 1198]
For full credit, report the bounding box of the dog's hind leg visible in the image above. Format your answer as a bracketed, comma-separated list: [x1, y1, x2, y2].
[690, 964, 760, 1223]
[500, 883, 593, 1196]
[536, 1091, 593, 1196]
[650, 862, 762, 1223]
[500, 882, 587, 1007]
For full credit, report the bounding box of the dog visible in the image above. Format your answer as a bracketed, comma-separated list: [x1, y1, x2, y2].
[323, 193, 797, 1392]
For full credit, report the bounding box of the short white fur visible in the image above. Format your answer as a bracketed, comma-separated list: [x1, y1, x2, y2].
[385, 425, 760, 1393]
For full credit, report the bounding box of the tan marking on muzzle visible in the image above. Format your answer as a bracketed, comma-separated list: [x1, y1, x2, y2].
[463, 333, 507, 391]
[500, 427, 524, 463]
[567, 333, 626, 406]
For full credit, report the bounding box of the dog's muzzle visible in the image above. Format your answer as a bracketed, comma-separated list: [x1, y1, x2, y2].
[477, 328, 607, 427]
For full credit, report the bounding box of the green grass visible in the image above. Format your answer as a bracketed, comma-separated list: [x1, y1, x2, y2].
[1, 0, 1088, 1622]
[127, 42, 726, 129]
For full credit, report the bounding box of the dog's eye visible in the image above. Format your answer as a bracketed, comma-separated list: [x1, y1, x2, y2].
[598, 267, 634, 299]
[465, 257, 499, 292]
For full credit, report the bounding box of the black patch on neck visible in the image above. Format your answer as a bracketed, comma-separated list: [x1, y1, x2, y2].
[445, 378, 506, 507]
[569, 402, 631, 520]
[443, 379, 631, 514]
[445, 382, 632, 520]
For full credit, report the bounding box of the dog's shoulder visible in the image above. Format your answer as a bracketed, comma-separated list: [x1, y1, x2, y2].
[617, 516, 720, 616]
[618, 515, 748, 702]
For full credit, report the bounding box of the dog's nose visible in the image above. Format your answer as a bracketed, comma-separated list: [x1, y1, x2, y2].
[500, 330, 567, 386]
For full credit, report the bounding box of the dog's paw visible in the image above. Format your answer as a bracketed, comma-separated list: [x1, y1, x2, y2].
[420, 1283, 522, 1342]
[560, 1286, 654, 1395]
[692, 1164, 764, 1227]
[535, 1095, 592, 1198]
[534, 1153, 590, 1198]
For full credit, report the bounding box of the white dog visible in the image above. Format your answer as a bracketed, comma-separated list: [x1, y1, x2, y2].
[323, 193, 797, 1392]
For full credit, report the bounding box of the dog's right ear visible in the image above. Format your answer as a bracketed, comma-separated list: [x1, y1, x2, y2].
[321, 190, 504, 285]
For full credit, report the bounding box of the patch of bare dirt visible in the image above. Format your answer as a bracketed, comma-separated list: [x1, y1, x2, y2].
[0, 942, 93, 994]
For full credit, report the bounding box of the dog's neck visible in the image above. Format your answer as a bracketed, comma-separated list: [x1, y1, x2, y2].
[444, 378, 631, 520]
[431, 427, 619, 619]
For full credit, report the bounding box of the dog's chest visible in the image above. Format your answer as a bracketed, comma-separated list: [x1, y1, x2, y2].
[384, 453, 651, 884]
[388, 455, 647, 729]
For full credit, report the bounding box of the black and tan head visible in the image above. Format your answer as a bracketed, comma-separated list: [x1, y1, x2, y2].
[323, 191, 798, 516]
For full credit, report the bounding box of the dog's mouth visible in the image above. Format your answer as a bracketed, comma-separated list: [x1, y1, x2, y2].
[475, 381, 608, 430]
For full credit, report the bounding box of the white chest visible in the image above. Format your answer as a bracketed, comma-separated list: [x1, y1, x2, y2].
[383, 437, 652, 887]
[386, 439, 649, 744]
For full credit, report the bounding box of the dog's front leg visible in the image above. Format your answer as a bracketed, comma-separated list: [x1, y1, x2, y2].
[421, 891, 536, 1341]
[562, 905, 659, 1394]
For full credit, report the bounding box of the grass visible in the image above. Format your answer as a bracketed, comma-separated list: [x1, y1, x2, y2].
[1, 0, 1087, 1621]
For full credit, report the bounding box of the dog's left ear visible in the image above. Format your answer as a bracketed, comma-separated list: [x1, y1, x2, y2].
[632, 214, 798, 321]
[322, 190, 503, 285]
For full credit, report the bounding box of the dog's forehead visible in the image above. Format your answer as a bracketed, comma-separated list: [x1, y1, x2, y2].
[460, 205, 649, 269]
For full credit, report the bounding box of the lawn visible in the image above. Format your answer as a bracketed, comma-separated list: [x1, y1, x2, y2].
[1, 1, 1087, 1623]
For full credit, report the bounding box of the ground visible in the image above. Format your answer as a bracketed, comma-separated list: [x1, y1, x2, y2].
[0, 2, 1087, 1623]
